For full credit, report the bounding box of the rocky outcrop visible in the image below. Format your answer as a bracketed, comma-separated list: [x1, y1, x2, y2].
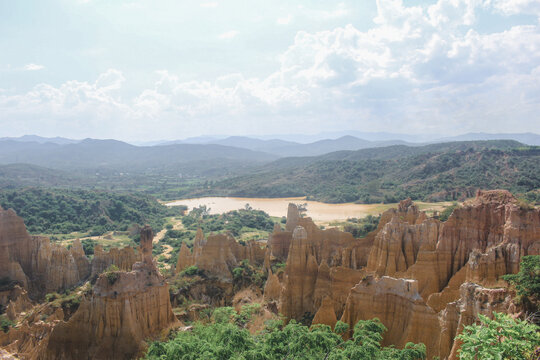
[276, 191, 539, 358]
[263, 270, 281, 302]
[91, 245, 140, 277]
[365, 190, 540, 301]
[175, 229, 265, 280]
[280, 226, 319, 319]
[0, 207, 91, 299]
[312, 296, 337, 329]
[4, 286, 33, 321]
[175, 242, 193, 273]
[439, 282, 516, 360]
[43, 227, 177, 360]
[340, 276, 440, 359]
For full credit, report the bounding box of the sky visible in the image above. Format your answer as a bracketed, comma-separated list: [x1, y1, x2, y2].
[0, 0, 539, 141]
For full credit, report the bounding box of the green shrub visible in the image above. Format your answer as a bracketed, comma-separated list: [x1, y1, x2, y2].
[181, 265, 201, 277]
[237, 303, 262, 326]
[0, 315, 14, 333]
[439, 202, 459, 222]
[457, 312, 540, 360]
[232, 260, 266, 290]
[104, 264, 121, 285]
[212, 307, 237, 324]
[81, 239, 97, 256]
[145, 316, 426, 359]
[45, 292, 60, 302]
[502, 255, 540, 310]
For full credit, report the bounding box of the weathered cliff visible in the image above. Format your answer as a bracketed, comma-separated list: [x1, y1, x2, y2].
[0, 207, 91, 299]
[275, 191, 539, 358]
[439, 282, 517, 360]
[43, 226, 177, 360]
[175, 228, 265, 280]
[91, 245, 140, 277]
[340, 275, 440, 358]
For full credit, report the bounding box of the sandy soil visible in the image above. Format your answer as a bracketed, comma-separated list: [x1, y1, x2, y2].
[166, 197, 452, 222]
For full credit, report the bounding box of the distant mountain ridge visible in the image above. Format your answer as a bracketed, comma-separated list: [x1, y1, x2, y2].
[0, 138, 277, 173]
[3, 132, 539, 155]
[0, 135, 80, 145]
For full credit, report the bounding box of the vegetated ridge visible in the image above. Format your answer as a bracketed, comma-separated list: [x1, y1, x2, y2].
[199, 140, 540, 203]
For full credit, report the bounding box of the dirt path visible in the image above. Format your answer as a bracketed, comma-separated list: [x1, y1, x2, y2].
[161, 244, 173, 259]
[154, 217, 184, 268]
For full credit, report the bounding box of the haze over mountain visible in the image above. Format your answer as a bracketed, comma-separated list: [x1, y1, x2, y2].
[0, 138, 276, 173]
[2, 132, 539, 161]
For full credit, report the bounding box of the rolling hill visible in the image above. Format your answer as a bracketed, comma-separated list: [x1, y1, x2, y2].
[194, 140, 540, 203]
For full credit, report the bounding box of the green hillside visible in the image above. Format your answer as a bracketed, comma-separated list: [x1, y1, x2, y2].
[0, 188, 182, 235]
[199, 142, 540, 203]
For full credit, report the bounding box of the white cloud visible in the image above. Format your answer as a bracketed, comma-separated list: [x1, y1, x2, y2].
[491, 0, 540, 17]
[200, 2, 218, 8]
[277, 14, 293, 25]
[23, 63, 44, 71]
[218, 30, 239, 39]
[2, 0, 540, 139]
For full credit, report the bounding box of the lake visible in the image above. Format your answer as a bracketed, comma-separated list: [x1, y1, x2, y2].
[165, 197, 450, 223]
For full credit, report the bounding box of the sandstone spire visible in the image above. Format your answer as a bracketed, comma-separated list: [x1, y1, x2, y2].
[140, 225, 154, 265]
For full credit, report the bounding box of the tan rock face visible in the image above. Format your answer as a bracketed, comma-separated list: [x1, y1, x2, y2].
[91, 245, 140, 277]
[0, 207, 90, 298]
[280, 226, 319, 319]
[44, 231, 177, 360]
[312, 296, 337, 329]
[275, 192, 539, 358]
[174, 229, 265, 280]
[140, 225, 154, 265]
[263, 270, 281, 302]
[340, 276, 440, 359]
[175, 242, 194, 273]
[439, 282, 516, 360]
[1, 219, 178, 360]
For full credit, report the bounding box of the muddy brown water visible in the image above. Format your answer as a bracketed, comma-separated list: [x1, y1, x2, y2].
[165, 197, 450, 223]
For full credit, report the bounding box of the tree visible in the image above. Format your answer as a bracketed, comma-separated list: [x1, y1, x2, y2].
[502, 255, 540, 310]
[296, 203, 308, 217]
[457, 312, 540, 360]
[145, 316, 426, 360]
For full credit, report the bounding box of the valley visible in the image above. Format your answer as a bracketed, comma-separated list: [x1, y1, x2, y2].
[1, 189, 538, 359]
[166, 196, 452, 223]
[0, 135, 538, 360]
[3, 1, 540, 358]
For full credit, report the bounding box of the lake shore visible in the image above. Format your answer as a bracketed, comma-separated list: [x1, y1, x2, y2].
[165, 196, 453, 223]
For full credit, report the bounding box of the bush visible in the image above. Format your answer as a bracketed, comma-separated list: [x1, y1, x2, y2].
[237, 303, 262, 326]
[145, 316, 426, 359]
[439, 202, 459, 222]
[104, 264, 121, 285]
[0, 315, 14, 333]
[502, 255, 540, 310]
[181, 265, 201, 277]
[457, 312, 540, 360]
[81, 239, 97, 256]
[232, 260, 266, 290]
[45, 292, 60, 302]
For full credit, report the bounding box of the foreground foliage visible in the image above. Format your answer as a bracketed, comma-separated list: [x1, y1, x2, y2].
[146, 315, 426, 360]
[502, 255, 540, 312]
[457, 312, 540, 360]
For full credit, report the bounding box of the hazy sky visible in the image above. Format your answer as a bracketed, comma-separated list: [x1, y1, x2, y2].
[1, 0, 539, 141]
